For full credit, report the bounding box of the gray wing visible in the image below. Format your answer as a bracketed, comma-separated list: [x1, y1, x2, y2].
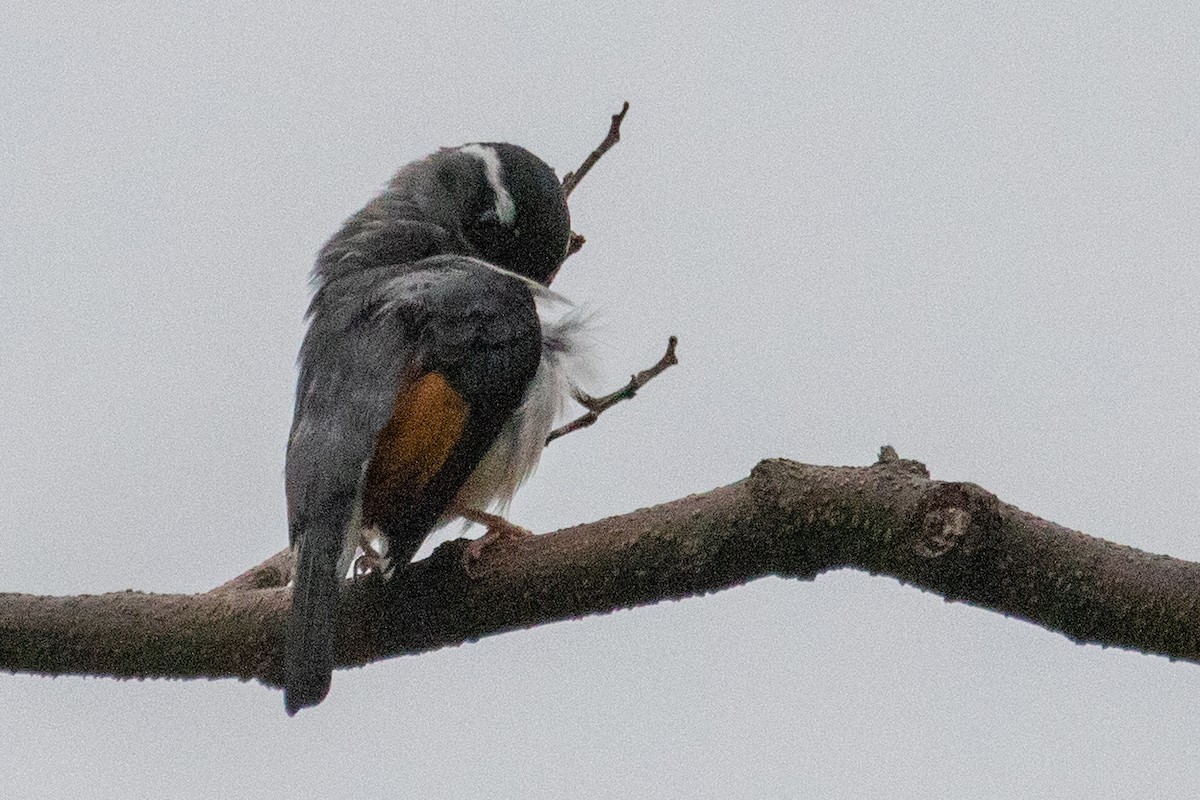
[285, 257, 542, 536]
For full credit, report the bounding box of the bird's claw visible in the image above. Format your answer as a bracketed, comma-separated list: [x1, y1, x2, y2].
[353, 539, 384, 579]
[462, 519, 533, 572]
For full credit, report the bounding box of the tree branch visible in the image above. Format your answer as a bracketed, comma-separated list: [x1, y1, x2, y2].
[561, 101, 629, 199]
[546, 335, 678, 444]
[4, 449, 1200, 688]
[560, 101, 630, 261]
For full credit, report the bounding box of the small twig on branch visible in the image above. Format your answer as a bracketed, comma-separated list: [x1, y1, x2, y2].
[559, 102, 629, 264]
[565, 232, 586, 259]
[561, 101, 630, 199]
[208, 549, 292, 592]
[546, 336, 678, 445]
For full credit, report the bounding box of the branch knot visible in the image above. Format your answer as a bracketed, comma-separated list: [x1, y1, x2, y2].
[916, 505, 972, 558]
[910, 482, 998, 562]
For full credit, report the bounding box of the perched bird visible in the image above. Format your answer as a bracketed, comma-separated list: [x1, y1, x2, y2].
[284, 143, 588, 715]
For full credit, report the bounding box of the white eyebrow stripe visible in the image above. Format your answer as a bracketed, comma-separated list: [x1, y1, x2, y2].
[460, 144, 517, 225]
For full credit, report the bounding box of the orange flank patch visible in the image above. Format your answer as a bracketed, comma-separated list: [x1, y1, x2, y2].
[362, 372, 468, 521]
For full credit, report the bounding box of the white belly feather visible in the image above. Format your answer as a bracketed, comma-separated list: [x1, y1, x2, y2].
[451, 306, 591, 515]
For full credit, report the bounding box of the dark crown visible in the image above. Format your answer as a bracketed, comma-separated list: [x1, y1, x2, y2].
[451, 143, 571, 285]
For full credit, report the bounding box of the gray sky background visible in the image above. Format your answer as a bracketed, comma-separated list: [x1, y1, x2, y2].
[3, 2, 1199, 797]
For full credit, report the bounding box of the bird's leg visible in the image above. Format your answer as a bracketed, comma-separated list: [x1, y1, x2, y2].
[455, 507, 534, 566]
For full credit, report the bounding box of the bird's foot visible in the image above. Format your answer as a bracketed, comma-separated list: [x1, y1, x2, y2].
[352, 537, 385, 579]
[457, 508, 534, 570]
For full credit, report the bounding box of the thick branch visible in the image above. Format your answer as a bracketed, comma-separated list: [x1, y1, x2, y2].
[4, 452, 1200, 687]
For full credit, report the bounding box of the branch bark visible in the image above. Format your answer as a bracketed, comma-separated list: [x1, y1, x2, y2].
[4, 450, 1200, 689]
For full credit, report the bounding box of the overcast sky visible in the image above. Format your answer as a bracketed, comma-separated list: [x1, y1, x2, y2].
[3, 2, 1199, 797]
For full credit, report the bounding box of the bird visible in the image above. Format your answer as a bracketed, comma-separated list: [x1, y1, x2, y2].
[283, 142, 589, 715]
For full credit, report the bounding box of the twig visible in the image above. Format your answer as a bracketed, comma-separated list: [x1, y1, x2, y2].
[546, 336, 678, 445]
[208, 549, 292, 592]
[559, 103, 629, 263]
[564, 232, 586, 259]
[561, 101, 630, 199]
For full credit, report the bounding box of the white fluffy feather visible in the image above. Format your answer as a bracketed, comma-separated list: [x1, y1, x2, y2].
[451, 302, 592, 515]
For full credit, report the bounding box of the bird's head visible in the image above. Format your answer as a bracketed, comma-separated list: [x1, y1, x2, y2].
[405, 143, 572, 285]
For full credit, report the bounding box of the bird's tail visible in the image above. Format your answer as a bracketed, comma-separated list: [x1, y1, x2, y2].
[284, 519, 344, 715]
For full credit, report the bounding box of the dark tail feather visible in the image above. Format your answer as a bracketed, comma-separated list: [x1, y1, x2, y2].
[284, 522, 342, 715]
